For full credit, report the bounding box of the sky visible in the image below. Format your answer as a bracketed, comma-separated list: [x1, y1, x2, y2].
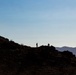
[0, 0, 76, 47]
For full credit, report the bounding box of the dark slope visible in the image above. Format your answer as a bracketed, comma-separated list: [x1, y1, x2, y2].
[0, 36, 76, 75]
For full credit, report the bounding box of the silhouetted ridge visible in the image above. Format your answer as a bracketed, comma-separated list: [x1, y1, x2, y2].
[0, 36, 9, 43]
[0, 36, 76, 75]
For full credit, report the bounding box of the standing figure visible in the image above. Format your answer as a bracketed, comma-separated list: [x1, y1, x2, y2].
[36, 43, 38, 47]
[48, 43, 50, 47]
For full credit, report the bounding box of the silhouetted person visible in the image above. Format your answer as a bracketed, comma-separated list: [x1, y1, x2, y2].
[48, 43, 50, 47]
[36, 43, 38, 47]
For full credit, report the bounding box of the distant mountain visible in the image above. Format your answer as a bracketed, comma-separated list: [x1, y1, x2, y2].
[56, 46, 76, 55]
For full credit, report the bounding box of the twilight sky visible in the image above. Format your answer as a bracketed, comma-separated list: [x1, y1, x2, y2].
[0, 0, 76, 47]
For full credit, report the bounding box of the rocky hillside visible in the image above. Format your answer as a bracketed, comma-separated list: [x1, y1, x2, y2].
[0, 36, 76, 75]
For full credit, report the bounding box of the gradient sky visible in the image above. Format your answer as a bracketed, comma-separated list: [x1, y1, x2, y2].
[0, 0, 76, 47]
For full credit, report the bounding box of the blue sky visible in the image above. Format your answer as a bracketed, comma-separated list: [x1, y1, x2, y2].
[0, 0, 76, 47]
